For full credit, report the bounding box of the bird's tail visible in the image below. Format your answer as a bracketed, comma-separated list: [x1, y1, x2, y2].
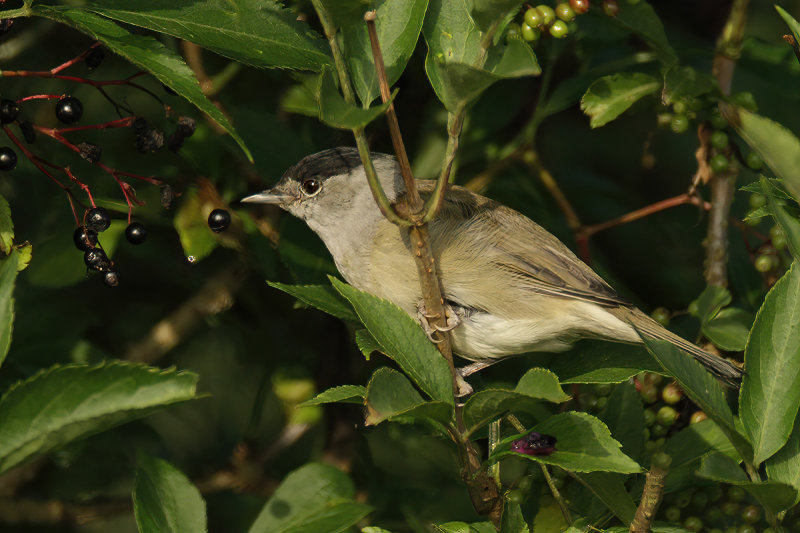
[615, 307, 743, 388]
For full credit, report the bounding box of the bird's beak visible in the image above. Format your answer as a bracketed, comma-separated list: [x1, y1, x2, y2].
[240, 190, 294, 204]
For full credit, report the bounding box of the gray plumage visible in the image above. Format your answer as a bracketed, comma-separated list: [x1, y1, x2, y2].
[243, 147, 742, 386]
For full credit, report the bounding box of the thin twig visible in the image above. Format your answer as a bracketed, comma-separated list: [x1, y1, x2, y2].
[705, 0, 749, 288]
[541, 464, 572, 524]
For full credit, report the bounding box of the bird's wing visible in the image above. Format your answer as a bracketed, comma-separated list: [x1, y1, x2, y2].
[420, 183, 631, 309]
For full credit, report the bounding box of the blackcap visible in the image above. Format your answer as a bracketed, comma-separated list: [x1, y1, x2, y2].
[243, 147, 742, 386]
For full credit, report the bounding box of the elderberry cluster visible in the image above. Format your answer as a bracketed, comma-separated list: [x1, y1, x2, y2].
[506, 0, 634, 44]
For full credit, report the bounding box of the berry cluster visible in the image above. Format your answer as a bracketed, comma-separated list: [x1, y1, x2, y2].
[1, 43, 206, 285]
[507, 0, 635, 44]
[659, 484, 770, 533]
[745, 192, 790, 278]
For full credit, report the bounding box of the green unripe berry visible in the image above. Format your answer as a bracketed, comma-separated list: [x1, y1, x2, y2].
[582, 393, 598, 410]
[727, 486, 746, 502]
[704, 506, 722, 523]
[674, 491, 692, 508]
[706, 485, 724, 502]
[771, 228, 788, 251]
[651, 451, 672, 469]
[643, 438, 657, 453]
[709, 108, 728, 130]
[755, 254, 774, 273]
[506, 488, 525, 504]
[749, 193, 767, 209]
[732, 91, 757, 111]
[643, 408, 656, 426]
[690, 411, 708, 424]
[709, 530, 723, 533]
[517, 475, 533, 491]
[672, 101, 688, 115]
[744, 210, 764, 226]
[651, 306, 671, 327]
[595, 396, 608, 410]
[662, 382, 683, 404]
[691, 491, 709, 509]
[521, 23, 540, 42]
[687, 300, 700, 316]
[746, 151, 764, 170]
[643, 427, 650, 441]
[710, 153, 730, 174]
[549, 19, 569, 38]
[664, 506, 681, 522]
[651, 423, 668, 438]
[721, 501, 740, 516]
[684, 516, 703, 532]
[555, 2, 576, 21]
[656, 405, 679, 426]
[642, 372, 663, 386]
[741, 505, 762, 524]
[725, 527, 739, 533]
[710, 130, 729, 150]
[524, 7, 545, 28]
[738, 526, 757, 533]
[536, 5, 556, 24]
[640, 384, 659, 404]
[670, 114, 690, 133]
[505, 22, 522, 41]
[594, 383, 613, 396]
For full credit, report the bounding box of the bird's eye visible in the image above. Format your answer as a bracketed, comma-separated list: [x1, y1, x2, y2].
[301, 178, 321, 197]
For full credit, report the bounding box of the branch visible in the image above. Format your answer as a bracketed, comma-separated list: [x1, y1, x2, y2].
[705, 0, 750, 287]
[630, 454, 670, 533]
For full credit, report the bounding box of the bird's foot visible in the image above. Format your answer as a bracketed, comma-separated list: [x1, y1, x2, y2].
[416, 300, 461, 342]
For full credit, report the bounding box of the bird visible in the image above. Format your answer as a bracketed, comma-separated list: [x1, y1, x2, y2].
[242, 146, 742, 387]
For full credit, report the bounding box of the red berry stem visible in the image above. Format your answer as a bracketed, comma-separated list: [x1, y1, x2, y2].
[55, 115, 136, 133]
[49, 42, 103, 75]
[16, 94, 63, 104]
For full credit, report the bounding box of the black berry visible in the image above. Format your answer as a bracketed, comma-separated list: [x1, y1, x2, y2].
[20, 121, 36, 143]
[73, 226, 98, 251]
[84, 47, 105, 70]
[103, 269, 119, 287]
[0, 19, 14, 37]
[78, 142, 102, 164]
[176, 116, 196, 138]
[84, 248, 109, 270]
[510, 431, 557, 456]
[132, 117, 149, 135]
[0, 99, 19, 124]
[86, 207, 111, 232]
[0, 147, 17, 171]
[55, 96, 83, 124]
[135, 127, 165, 153]
[208, 209, 231, 233]
[125, 222, 147, 244]
[167, 131, 185, 152]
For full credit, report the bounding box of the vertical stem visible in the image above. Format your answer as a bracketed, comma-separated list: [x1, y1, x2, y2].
[704, 0, 749, 287]
[541, 465, 572, 524]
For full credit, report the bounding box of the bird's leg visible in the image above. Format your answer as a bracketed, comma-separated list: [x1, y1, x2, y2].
[458, 360, 500, 378]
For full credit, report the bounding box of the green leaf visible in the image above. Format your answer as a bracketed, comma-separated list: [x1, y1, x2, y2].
[0, 246, 25, 369]
[640, 337, 751, 462]
[355, 329, 382, 360]
[331, 278, 453, 405]
[688, 285, 731, 323]
[766, 411, 800, 504]
[762, 177, 800, 260]
[661, 66, 716, 105]
[173, 188, 218, 263]
[580, 72, 660, 128]
[435, 523, 495, 533]
[268, 282, 358, 323]
[573, 472, 637, 524]
[340, 0, 428, 106]
[422, 0, 539, 112]
[740, 264, 800, 465]
[776, 6, 800, 52]
[133, 452, 207, 533]
[86, 0, 331, 71]
[702, 308, 753, 352]
[0, 195, 12, 255]
[0, 362, 199, 474]
[470, 0, 522, 31]
[722, 103, 800, 202]
[248, 463, 372, 533]
[315, 68, 392, 129]
[315, 0, 372, 29]
[547, 341, 662, 384]
[610, 1, 677, 66]
[697, 453, 798, 514]
[601, 382, 645, 462]
[365, 367, 452, 425]
[31, 6, 252, 160]
[500, 500, 529, 533]
[463, 368, 569, 432]
[491, 412, 642, 474]
[302, 385, 366, 406]
[663, 419, 738, 472]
